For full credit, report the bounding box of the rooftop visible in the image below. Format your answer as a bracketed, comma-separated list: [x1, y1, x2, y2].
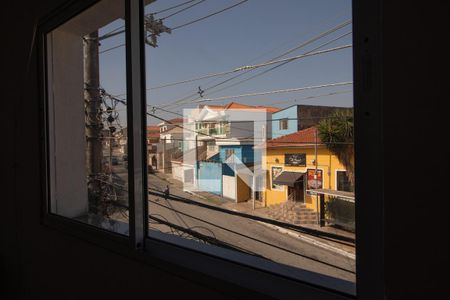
[262, 127, 322, 148]
[147, 125, 160, 139]
[158, 118, 186, 126]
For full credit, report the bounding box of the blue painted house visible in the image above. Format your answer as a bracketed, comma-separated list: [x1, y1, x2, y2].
[196, 144, 255, 200]
[219, 145, 254, 164]
[271, 105, 352, 139]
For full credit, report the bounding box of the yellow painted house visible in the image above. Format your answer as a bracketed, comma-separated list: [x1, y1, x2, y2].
[260, 127, 353, 213]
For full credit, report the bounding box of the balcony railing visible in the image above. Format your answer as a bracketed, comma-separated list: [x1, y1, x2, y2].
[197, 125, 230, 137]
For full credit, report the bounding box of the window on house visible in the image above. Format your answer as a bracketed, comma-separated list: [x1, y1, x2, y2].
[337, 170, 354, 192]
[279, 118, 289, 130]
[225, 149, 235, 163]
[44, 0, 129, 234]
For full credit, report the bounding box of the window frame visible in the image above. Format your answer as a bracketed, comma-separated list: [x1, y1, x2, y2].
[37, 0, 384, 299]
[336, 170, 353, 192]
[279, 118, 289, 130]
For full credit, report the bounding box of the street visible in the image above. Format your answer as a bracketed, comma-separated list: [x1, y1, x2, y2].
[147, 173, 356, 284]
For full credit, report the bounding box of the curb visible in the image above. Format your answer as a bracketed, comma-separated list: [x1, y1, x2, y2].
[257, 221, 356, 260]
[156, 174, 355, 260]
[184, 190, 208, 200]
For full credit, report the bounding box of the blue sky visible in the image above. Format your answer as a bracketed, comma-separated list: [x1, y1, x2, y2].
[98, 0, 353, 125]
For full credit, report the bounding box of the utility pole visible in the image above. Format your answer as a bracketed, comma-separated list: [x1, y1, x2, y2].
[195, 134, 199, 184]
[109, 129, 113, 180]
[252, 173, 256, 210]
[84, 31, 103, 213]
[314, 127, 320, 225]
[162, 137, 166, 173]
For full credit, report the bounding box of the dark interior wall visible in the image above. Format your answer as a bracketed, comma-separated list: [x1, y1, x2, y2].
[1, 1, 235, 299]
[1, 0, 450, 299]
[382, 2, 450, 299]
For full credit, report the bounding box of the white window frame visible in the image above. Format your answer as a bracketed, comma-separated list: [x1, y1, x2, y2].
[279, 118, 289, 130]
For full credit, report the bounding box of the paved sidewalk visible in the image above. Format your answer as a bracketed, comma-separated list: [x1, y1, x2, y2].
[152, 171, 356, 257]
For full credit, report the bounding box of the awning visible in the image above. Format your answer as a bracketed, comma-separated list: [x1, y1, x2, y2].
[273, 171, 304, 187]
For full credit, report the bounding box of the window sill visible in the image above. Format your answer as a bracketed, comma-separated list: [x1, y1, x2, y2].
[41, 214, 355, 300]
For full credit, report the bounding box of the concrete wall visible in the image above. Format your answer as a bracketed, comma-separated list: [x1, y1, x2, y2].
[171, 161, 184, 182]
[271, 105, 299, 139]
[297, 105, 353, 130]
[229, 121, 254, 139]
[197, 161, 222, 194]
[47, 23, 88, 218]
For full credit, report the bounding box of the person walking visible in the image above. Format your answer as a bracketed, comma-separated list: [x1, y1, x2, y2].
[164, 185, 170, 200]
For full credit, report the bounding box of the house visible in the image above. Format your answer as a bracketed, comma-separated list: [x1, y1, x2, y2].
[156, 118, 185, 173]
[185, 102, 280, 202]
[260, 127, 354, 228]
[147, 125, 159, 169]
[271, 104, 353, 139]
[187, 102, 279, 159]
[158, 118, 185, 153]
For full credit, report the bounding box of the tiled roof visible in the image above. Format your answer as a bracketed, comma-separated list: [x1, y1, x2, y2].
[147, 125, 160, 139]
[265, 127, 321, 148]
[166, 118, 185, 124]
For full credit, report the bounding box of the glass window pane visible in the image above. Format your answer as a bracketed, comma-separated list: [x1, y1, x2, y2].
[144, 0, 355, 294]
[46, 0, 129, 234]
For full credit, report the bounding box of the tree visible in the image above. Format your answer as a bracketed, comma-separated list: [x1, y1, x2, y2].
[317, 110, 355, 185]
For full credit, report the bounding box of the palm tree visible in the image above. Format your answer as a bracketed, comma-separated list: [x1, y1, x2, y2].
[317, 110, 355, 186]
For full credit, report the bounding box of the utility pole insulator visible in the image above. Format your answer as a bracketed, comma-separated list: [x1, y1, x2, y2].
[144, 14, 171, 48]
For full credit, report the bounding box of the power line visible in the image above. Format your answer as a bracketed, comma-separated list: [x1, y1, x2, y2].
[264, 90, 353, 106]
[198, 32, 353, 101]
[104, 91, 228, 140]
[104, 88, 353, 143]
[148, 104, 184, 117]
[147, 137, 354, 144]
[192, 82, 353, 103]
[153, 0, 197, 15]
[160, 0, 207, 20]
[148, 198, 355, 272]
[266, 19, 351, 63]
[99, 0, 248, 50]
[171, 0, 249, 30]
[99, 25, 125, 41]
[99, 43, 125, 54]
[101, 20, 352, 109]
[144, 44, 351, 92]
[100, 1, 200, 41]
[148, 189, 355, 244]
[156, 89, 352, 112]
[160, 20, 351, 109]
[157, 115, 354, 125]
